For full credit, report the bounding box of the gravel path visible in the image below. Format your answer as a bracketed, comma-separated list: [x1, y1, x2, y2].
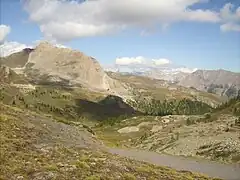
[109, 148, 240, 180]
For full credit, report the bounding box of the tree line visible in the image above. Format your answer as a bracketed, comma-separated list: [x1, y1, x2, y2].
[127, 98, 212, 116]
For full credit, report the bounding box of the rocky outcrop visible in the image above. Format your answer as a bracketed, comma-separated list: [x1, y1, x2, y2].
[0, 65, 28, 84]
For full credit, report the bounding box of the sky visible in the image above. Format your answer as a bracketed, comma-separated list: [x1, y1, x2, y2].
[0, 0, 240, 72]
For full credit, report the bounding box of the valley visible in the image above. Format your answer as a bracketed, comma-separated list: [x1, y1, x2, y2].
[0, 43, 240, 180]
[1, 0, 240, 179]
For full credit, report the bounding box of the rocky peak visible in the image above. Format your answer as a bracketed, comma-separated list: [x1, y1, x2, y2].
[35, 41, 55, 49]
[25, 42, 128, 93]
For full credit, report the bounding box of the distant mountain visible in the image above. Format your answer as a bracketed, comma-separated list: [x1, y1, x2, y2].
[104, 64, 197, 82]
[105, 64, 239, 98]
[178, 69, 240, 98]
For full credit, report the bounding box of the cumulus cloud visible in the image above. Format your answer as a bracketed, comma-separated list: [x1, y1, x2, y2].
[0, 25, 11, 43]
[116, 56, 146, 65]
[0, 40, 70, 57]
[220, 23, 240, 32]
[220, 3, 240, 32]
[153, 58, 172, 66]
[23, 0, 223, 41]
[115, 56, 172, 67]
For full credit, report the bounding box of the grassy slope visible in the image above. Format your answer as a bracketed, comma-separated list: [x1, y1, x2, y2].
[0, 103, 219, 180]
[0, 85, 136, 124]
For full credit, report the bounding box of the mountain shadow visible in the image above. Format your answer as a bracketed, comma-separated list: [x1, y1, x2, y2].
[74, 95, 137, 121]
[0, 48, 34, 68]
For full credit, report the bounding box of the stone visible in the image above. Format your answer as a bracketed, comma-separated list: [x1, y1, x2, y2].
[162, 119, 170, 124]
[151, 125, 163, 133]
[117, 126, 139, 134]
[137, 122, 151, 128]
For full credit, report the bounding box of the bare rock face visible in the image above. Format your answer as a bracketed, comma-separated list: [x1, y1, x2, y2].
[27, 42, 113, 90]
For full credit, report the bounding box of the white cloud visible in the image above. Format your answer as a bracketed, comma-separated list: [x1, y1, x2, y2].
[220, 23, 240, 32]
[0, 41, 31, 57]
[23, 0, 222, 41]
[0, 25, 11, 43]
[115, 56, 172, 67]
[115, 56, 146, 65]
[153, 58, 172, 65]
[0, 40, 69, 57]
[220, 3, 240, 32]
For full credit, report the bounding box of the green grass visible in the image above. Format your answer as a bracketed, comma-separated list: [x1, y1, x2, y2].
[0, 85, 135, 123]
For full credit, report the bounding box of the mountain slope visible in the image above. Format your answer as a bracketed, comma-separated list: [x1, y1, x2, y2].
[1, 102, 222, 180]
[25, 42, 112, 90]
[1, 42, 128, 96]
[178, 69, 240, 97]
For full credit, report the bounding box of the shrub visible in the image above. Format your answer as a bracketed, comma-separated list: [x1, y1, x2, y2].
[123, 173, 136, 180]
[204, 113, 211, 119]
[186, 118, 195, 126]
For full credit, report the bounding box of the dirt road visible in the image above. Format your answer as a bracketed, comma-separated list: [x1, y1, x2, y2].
[109, 148, 240, 180]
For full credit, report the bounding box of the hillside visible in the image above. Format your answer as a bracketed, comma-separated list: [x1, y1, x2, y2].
[96, 97, 240, 164]
[0, 84, 137, 123]
[1, 100, 222, 180]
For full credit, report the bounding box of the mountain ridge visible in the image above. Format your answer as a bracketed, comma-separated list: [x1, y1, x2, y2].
[178, 69, 240, 97]
[105, 65, 240, 98]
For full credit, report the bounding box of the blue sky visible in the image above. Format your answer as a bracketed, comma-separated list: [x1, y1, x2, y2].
[0, 0, 239, 72]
